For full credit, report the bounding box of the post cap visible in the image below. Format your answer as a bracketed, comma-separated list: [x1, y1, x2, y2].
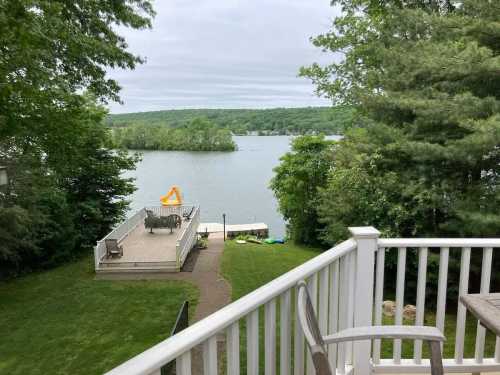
[348, 226, 380, 239]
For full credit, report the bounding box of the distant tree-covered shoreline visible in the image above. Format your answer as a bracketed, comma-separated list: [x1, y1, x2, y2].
[112, 118, 237, 151]
[107, 106, 355, 136]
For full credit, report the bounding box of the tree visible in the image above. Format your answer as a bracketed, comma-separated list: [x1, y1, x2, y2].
[112, 117, 237, 151]
[0, 1, 154, 277]
[270, 136, 333, 244]
[294, 0, 500, 302]
[300, 0, 500, 240]
[56, 100, 139, 249]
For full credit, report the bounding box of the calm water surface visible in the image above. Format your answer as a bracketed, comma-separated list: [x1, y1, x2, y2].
[127, 136, 340, 237]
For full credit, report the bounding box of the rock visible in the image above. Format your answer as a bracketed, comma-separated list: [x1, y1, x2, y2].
[383, 300, 396, 317]
[403, 304, 417, 320]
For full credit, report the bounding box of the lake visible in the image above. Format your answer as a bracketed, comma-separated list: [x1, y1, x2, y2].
[127, 135, 340, 237]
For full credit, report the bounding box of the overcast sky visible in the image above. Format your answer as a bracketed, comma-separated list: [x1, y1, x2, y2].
[107, 0, 339, 114]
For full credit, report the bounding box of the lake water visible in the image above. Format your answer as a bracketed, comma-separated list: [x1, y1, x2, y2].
[127, 135, 340, 237]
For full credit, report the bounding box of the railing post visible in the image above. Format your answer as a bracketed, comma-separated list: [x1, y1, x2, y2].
[349, 226, 380, 375]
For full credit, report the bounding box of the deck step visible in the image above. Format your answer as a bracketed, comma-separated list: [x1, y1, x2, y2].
[96, 266, 179, 274]
[100, 260, 176, 268]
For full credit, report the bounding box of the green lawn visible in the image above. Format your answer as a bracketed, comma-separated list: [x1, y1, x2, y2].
[221, 240, 496, 369]
[222, 240, 322, 301]
[0, 257, 198, 375]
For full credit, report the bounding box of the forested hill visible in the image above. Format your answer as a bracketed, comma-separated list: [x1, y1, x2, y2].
[106, 106, 355, 135]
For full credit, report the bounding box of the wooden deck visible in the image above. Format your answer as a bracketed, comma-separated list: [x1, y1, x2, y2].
[98, 221, 188, 273]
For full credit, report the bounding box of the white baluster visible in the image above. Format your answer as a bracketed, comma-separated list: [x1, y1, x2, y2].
[227, 322, 240, 375]
[280, 290, 291, 375]
[247, 310, 259, 375]
[373, 247, 385, 365]
[318, 267, 329, 335]
[393, 247, 406, 364]
[475, 247, 493, 363]
[328, 260, 340, 371]
[176, 351, 192, 375]
[436, 247, 449, 352]
[346, 250, 356, 365]
[495, 337, 500, 363]
[337, 255, 349, 374]
[414, 247, 428, 364]
[306, 273, 318, 375]
[203, 336, 218, 375]
[265, 299, 276, 375]
[454, 247, 470, 364]
[294, 285, 305, 375]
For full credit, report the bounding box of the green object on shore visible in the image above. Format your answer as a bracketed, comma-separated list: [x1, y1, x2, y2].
[264, 238, 276, 244]
[247, 238, 263, 245]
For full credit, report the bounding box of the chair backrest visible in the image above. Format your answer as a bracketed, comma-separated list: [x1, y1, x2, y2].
[297, 281, 332, 375]
[183, 206, 195, 220]
[105, 239, 119, 252]
[166, 214, 181, 227]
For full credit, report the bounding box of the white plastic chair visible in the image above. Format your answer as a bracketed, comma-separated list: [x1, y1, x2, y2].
[297, 280, 445, 375]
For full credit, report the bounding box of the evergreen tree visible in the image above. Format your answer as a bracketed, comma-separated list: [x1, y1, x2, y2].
[289, 0, 500, 302]
[300, 0, 500, 241]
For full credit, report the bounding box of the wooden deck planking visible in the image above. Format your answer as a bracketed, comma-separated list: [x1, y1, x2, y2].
[101, 222, 187, 264]
[460, 293, 500, 336]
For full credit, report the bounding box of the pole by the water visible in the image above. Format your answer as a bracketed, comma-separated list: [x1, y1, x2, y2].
[223, 213, 226, 241]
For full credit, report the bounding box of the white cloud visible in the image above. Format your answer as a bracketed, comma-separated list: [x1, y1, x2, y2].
[107, 0, 340, 113]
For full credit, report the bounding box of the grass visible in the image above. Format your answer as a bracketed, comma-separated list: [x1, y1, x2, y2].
[222, 240, 322, 373]
[0, 257, 198, 375]
[221, 240, 497, 371]
[222, 240, 322, 301]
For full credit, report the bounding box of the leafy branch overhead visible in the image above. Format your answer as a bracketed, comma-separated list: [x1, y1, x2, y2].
[0, 1, 153, 278]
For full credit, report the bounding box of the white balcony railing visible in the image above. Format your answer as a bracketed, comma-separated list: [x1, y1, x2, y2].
[105, 227, 500, 375]
[176, 206, 200, 267]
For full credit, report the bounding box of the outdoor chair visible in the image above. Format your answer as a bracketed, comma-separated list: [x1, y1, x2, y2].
[297, 280, 445, 375]
[165, 214, 182, 233]
[145, 210, 182, 234]
[183, 206, 195, 220]
[105, 239, 123, 258]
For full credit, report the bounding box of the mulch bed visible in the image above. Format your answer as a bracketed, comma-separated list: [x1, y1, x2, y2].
[181, 247, 202, 272]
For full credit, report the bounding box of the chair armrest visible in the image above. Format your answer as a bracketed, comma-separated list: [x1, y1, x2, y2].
[323, 325, 445, 344]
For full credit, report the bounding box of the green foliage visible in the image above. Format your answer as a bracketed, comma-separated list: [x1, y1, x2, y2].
[196, 237, 208, 249]
[0, 1, 153, 277]
[301, 0, 500, 235]
[270, 135, 334, 244]
[107, 106, 356, 136]
[0, 100, 139, 278]
[273, 1, 500, 302]
[113, 117, 237, 151]
[0, 206, 33, 270]
[0, 0, 154, 140]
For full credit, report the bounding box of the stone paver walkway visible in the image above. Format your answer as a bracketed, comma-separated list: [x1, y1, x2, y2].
[189, 232, 231, 321]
